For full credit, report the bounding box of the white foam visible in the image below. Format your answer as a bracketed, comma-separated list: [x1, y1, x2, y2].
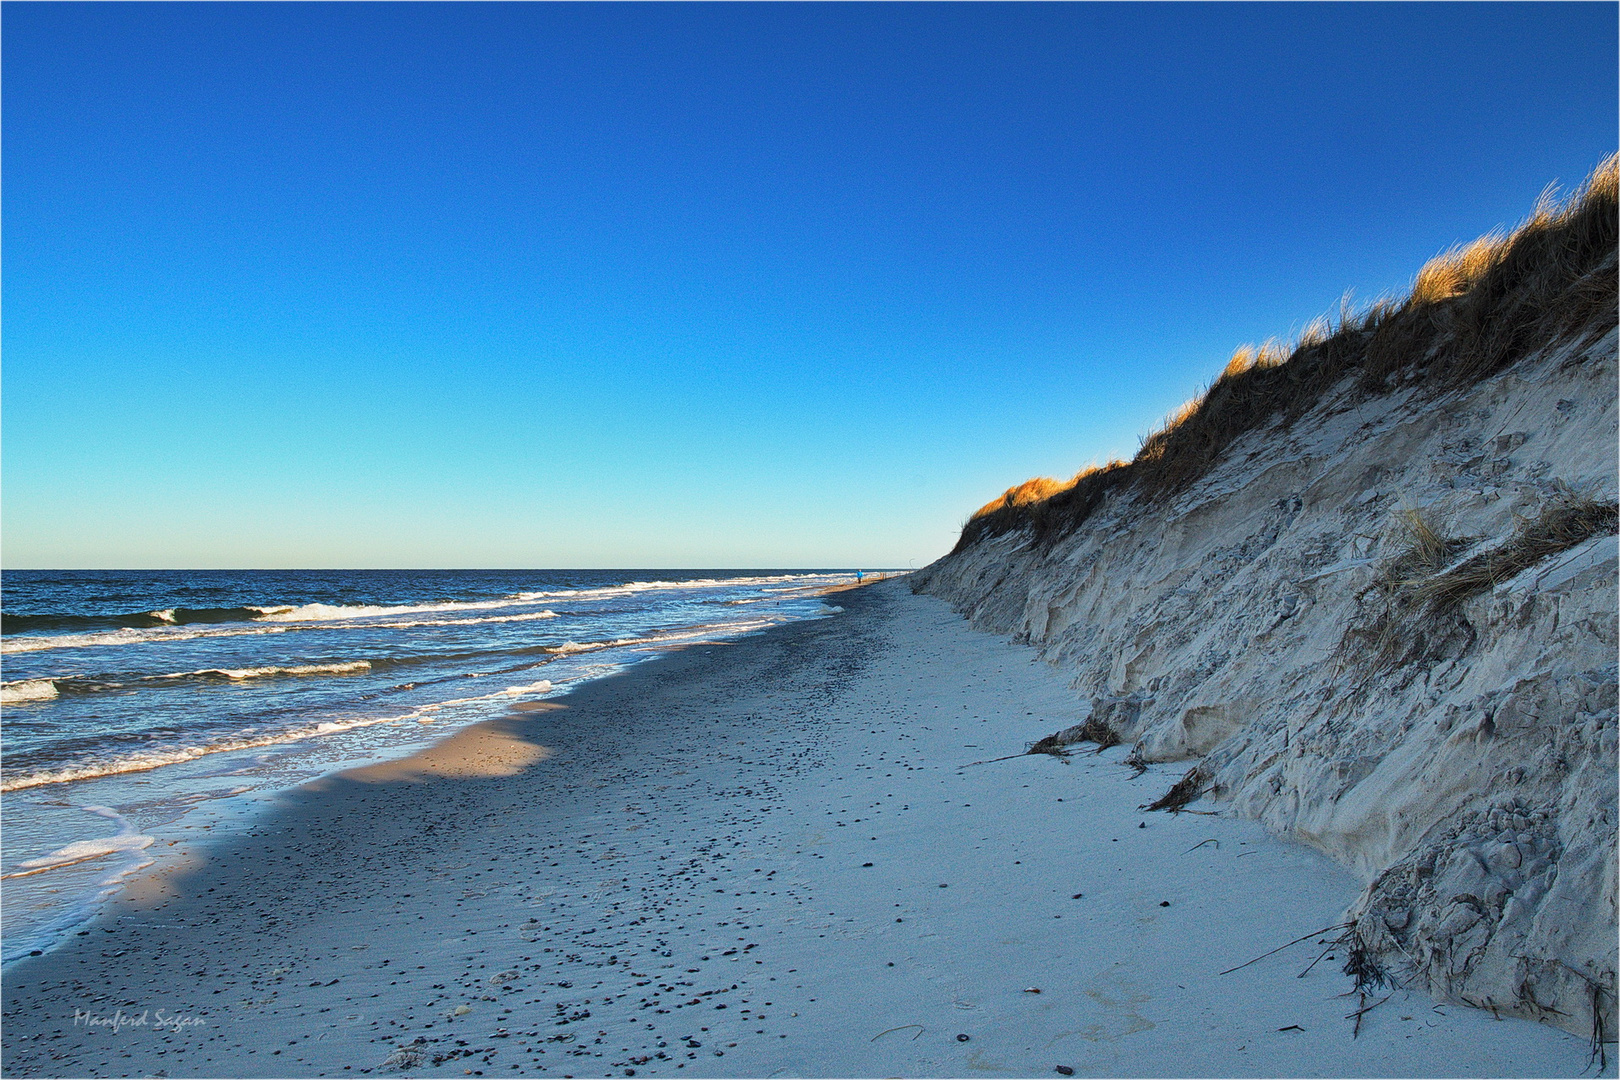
[141, 661, 373, 682]
[2, 624, 300, 654]
[1, 609, 560, 654]
[0, 807, 157, 965]
[4, 833, 156, 877]
[549, 640, 603, 655]
[1, 679, 59, 703]
[368, 611, 560, 630]
[0, 712, 419, 792]
[0, 569, 857, 655]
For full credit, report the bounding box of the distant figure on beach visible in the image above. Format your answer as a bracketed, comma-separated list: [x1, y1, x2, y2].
[856, 570, 864, 583]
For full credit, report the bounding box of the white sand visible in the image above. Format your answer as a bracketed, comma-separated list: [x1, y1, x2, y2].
[2, 579, 1601, 1077]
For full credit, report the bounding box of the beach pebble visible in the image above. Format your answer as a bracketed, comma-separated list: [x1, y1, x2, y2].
[1056, 1067, 1075, 1076]
[956, 1033, 970, 1042]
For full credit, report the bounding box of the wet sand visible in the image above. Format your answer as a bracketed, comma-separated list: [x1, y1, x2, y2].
[1, 579, 1598, 1077]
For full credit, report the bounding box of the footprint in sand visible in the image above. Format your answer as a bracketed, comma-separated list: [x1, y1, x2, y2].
[1079, 971, 1155, 1042]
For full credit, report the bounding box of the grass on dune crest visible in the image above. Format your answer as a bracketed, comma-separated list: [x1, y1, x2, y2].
[955, 153, 1618, 555]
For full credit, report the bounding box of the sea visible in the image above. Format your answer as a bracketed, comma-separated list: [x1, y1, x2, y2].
[0, 568, 863, 963]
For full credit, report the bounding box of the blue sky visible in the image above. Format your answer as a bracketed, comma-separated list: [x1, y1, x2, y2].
[4, 3, 1615, 569]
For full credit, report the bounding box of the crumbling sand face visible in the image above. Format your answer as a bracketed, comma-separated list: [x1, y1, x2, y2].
[914, 326, 1618, 1039]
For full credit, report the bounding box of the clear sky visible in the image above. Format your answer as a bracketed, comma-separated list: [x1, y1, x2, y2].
[4, 3, 1615, 569]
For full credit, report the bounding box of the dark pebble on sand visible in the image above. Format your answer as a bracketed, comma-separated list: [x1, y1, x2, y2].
[1071, 893, 1083, 899]
[1160, 901, 1170, 907]
[1056, 1067, 1074, 1076]
[956, 1034, 970, 1042]
[862, 863, 873, 867]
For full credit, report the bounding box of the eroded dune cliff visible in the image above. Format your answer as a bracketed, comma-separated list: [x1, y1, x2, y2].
[914, 165, 1619, 1041]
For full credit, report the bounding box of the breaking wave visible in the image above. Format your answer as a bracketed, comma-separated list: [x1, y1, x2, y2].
[1, 679, 60, 704]
[139, 661, 375, 682]
[2, 606, 288, 635]
[0, 673, 575, 793]
[1, 610, 561, 655]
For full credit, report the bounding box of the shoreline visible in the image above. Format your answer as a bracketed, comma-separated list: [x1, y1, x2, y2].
[2, 579, 1600, 1077]
[0, 573, 859, 967]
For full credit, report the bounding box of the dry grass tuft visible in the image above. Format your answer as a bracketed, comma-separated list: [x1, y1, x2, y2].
[1344, 495, 1618, 673]
[969, 476, 1078, 523]
[951, 155, 1618, 553]
[954, 461, 1129, 553]
[1340, 929, 1394, 993]
[1075, 715, 1123, 751]
[1343, 508, 1479, 671]
[1384, 507, 1477, 588]
[1025, 716, 1121, 758]
[1414, 496, 1618, 609]
[1142, 765, 1207, 813]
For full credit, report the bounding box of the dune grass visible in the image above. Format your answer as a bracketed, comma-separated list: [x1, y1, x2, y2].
[1408, 495, 1618, 610]
[953, 154, 1618, 555]
[1340, 494, 1619, 673]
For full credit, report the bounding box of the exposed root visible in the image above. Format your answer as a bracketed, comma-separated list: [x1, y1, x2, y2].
[1024, 736, 1076, 759]
[1345, 991, 1394, 1039]
[1218, 921, 1353, 977]
[1076, 716, 1122, 752]
[1142, 765, 1207, 813]
[1027, 716, 1121, 757]
[1342, 929, 1394, 992]
[1591, 983, 1611, 1074]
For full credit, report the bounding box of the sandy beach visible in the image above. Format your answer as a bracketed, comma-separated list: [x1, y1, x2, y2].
[1, 579, 1600, 1078]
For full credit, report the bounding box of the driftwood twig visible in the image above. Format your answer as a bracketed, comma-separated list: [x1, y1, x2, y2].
[1345, 992, 1393, 1038]
[1219, 922, 1352, 977]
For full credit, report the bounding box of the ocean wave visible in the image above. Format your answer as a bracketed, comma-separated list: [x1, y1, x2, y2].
[0, 574, 842, 642]
[2, 832, 156, 878]
[0, 570, 848, 652]
[0, 711, 429, 792]
[0, 675, 571, 792]
[0, 609, 561, 655]
[367, 611, 561, 631]
[0, 807, 159, 966]
[1, 679, 60, 704]
[547, 640, 617, 655]
[139, 661, 374, 682]
[1, 606, 287, 635]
